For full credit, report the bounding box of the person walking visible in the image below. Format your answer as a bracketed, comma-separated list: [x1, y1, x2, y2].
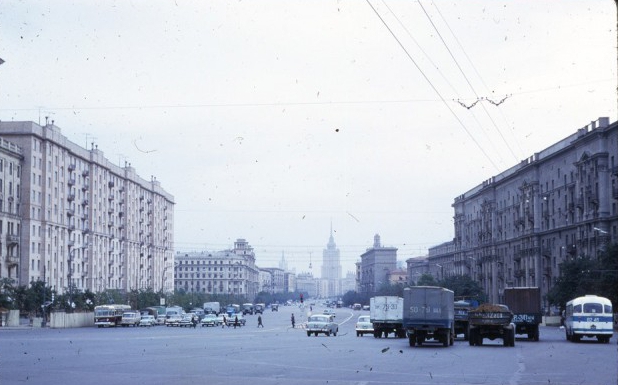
[222, 315, 227, 328]
[291, 313, 295, 328]
[257, 315, 263, 328]
[233, 315, 239, 329]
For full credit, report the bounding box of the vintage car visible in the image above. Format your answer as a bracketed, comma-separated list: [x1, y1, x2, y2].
[355, 315, 373, 337]
[306, 314, 338, 337]
[201, 314, 219, 327]
[225, 314, 246, 327]
[140, 315, 156, 327]
[120, 311, 141, 327]
[165, 314, 183, 327]
[323, 309, 336, 318]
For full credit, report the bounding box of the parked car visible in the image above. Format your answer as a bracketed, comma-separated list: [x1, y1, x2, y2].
[306, 314, 338, 337]
[201, 314, 219, 327]
[140, 315, 156, 327]
[120, 311, 141, 327]
[165, 314, 183, 327]
[226, 314, 246, 327]
[362, 305, 370, 311]
[355, 315, 373, 337]
[323, 309, 336, 318]
[179, 313, 198, 328]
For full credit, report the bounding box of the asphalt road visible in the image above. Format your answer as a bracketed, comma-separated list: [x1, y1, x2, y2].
[2, 305, 616, 385]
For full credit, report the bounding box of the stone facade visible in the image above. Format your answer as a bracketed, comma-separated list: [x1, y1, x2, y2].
[0, 121, 174, 294]
[417, 117, 618, 311]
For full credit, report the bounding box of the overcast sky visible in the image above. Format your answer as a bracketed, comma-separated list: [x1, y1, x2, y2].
[1, 1, 615, 277]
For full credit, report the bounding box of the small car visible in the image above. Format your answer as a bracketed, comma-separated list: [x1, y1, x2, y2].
[355, 315, 373, 337]
[323, 309, 336, 318]
[165, 314, 182, 326]
[226, 314, 246, 327]
[216, 314, 227, 325]
[120, 311, 141, 327]
[201, 314, 218, 327]
[140, 315, 156, 327]
[306, 314, 338, 337]
[179, 313, 198, 327]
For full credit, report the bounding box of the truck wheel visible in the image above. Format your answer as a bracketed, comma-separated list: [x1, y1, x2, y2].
[464, 329, 469, 341]
[511, 330, 516, 346]
[503, 332, 509, 347]
[408, 335, 416, 347]
[443, 330, 450, 347]
[469, 329, 475, 346]
[325, 332, 330, 337]
[307, 331, 311, 337]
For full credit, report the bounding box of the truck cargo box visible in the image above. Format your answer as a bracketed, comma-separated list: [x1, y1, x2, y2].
[503, 287, 541, 313]
[403, 286, 455, 347]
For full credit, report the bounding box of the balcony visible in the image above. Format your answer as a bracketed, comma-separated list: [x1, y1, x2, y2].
[6, 254, 19, 266]
[66, 208, 75, 217]
[108, 207, 115, 214]
[108, 194, 114, 201]
[82, 169, 89, 177]
[67, 193, 75, 202]
[108, 180, 115, 188]
[82, 183, 89, 191]
[67, 224, 75, 232]
[108, 220, 114, 227]
[81, 199, 89, 206]
[68, 163, 76, 171]
[81, 268, 88, 277]
[67, 178, 76, 186]
[6, 234, 19, 245]
[83, 227, 91, 234]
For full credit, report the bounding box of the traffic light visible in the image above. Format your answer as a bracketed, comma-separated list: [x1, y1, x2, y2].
[300, 293, 304, 303]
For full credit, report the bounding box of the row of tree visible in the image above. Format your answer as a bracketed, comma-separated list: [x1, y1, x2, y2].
[341, 274, 487, 307]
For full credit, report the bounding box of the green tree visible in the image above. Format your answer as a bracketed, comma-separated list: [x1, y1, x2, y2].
[547, 243, 618, 310]
[0, 278, 17, 309]
[417, 273, 437, 286]
[438, 274, 487, 304]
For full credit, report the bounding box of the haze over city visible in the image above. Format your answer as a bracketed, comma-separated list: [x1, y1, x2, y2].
[1, 0, 615, 276]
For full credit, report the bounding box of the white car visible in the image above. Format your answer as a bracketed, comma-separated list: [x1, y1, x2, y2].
[201, 314, 219, 327]
[355, 315, 373, 337]
[306, 314, 338, 337]
[140, 315, 156, 327]
[323, 309, 336, 318]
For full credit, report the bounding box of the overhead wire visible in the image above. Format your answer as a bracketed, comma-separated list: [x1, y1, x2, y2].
[364, 0, 500, 172]
[424, 0, 521, 163]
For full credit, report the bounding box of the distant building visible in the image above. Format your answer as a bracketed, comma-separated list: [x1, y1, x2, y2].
[320, 224, 342, 298]
[357, 234, 397, 293]
[296, 271, 318, 297]
[419, 117, 618, 310]
[0, 121, 174, 294]
[175, 238, 259, 299]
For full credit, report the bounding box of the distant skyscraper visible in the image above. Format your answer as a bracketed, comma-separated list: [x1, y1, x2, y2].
[321, 223, 342, 297]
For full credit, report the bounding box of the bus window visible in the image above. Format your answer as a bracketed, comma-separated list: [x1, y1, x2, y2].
[604, 304, 612, 313]
[583, 303, 602, 313]
[573, 304, 582, 313]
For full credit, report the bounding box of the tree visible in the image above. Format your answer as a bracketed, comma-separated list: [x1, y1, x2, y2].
[438, 275, 487, 304]
[547, 243, 618, 310]
[416, 273, 437, 286]
[0, 278, 17, 309]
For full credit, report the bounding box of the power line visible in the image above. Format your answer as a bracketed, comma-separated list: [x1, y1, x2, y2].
[364, 0, 500, 172]
[416, 0, 519, 164]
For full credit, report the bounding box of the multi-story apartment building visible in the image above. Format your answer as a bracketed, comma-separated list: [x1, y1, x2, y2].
[357, 234, 398, 294]
[175, 238, 259, 299]
[0, 121, 175, 294]
[0, 137, 23, 281]
[417, 117, 618, 310]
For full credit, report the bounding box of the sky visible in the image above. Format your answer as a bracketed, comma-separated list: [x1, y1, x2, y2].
[1, 1, 616, 277]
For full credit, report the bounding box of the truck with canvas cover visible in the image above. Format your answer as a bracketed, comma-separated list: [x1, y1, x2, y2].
[403, 286, 455, 347]
[468, 304, 515, 347]
[369, 296, 405, 338]
[503, 287, 541, 341]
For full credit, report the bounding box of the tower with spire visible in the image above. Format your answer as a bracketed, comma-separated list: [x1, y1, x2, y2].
[321, 222, 342, 298]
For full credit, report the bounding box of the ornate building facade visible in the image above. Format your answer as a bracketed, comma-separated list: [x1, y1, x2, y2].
[175, 239, 260, 299]
[415, 117, 618, 311]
